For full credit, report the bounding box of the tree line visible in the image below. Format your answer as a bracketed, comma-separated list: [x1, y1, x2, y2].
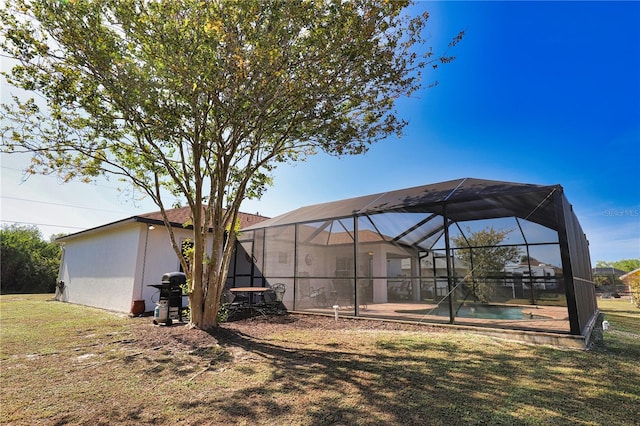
[0, 225, 62, 294]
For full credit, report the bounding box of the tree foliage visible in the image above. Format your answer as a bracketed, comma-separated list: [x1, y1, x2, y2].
[594, 259, 640, 289]
[0, 0, 462, 329]
[0, 225, 61, 294]
[595, 259, 640, 273]
[452, 227, 521, 303]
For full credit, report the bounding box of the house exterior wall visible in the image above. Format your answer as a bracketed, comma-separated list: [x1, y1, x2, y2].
[59, 223, 142, 312]
[131, 226, 194, 313]
[59, 223, 196, 313]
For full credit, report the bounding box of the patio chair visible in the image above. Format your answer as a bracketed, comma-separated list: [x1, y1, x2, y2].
[222, 290, 250, 320]
[272, 283, 286, 302]
[221, 290, 235, 304]
[253, 284, 287, 316]
[272, 283, 288, 314]
[254, 290, 279, 316]
[333, 279, 354, 308]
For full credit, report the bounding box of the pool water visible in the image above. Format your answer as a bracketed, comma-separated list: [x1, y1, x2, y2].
[398, 305, 542, 320]
[444, 305, 533, 320]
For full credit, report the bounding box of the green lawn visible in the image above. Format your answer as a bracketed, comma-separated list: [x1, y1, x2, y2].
[1, 294, 639, 425]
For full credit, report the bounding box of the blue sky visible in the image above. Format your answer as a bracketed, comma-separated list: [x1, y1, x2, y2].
[1, 1, 639, 262]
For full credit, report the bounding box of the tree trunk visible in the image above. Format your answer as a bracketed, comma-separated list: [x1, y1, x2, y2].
[189, 208, 228, 330]
[189, 193, 208, 329]
[201, 273, 220, 329]
[189, 273, 205, 327]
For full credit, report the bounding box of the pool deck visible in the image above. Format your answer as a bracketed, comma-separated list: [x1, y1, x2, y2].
[292, 302, 587, 348]
[360, 302, 570, 332]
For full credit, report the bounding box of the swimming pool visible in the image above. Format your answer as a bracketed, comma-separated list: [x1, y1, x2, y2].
[397, 304, 544, 320]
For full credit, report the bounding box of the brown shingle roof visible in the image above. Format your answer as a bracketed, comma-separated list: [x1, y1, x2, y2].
[136, 206, 269, 230]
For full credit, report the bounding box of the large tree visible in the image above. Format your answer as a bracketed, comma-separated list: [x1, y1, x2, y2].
[0, 0, 462, 329]
[452, 227, 521, 303]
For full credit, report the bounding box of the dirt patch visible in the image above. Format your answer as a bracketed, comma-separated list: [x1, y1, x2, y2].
[132, 321, 217, 352]
[131, 313, 443, 354]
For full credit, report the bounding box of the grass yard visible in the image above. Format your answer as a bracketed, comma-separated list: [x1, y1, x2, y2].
[1, 294, 639, 425]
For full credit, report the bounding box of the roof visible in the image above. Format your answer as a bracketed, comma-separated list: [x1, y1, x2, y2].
[136, 206, 269, 229]
[243, 177, 564, 231]
[620, 268, 640, 280]
[57, 206, 269, 241]
[592, 267, 628, 277]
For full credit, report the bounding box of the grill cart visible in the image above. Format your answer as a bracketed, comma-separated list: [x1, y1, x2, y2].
[150, 272, 188, 326]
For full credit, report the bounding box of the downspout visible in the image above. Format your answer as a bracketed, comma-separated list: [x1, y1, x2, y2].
[139, 224, 152, 300]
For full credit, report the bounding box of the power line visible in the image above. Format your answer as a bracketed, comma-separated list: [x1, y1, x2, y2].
[0, 220, 87, 230]
[0, 195, 131, 214]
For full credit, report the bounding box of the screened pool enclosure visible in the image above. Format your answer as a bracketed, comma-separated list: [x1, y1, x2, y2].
[227, 178, 597, 337]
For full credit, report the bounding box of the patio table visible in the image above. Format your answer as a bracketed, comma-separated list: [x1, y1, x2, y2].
[229, 287, 270, 313]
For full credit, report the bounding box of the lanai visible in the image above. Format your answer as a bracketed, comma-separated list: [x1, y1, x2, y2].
[230, 178, 597, 341]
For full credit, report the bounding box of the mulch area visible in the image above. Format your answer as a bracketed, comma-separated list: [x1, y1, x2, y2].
[131, 313, 442, 354]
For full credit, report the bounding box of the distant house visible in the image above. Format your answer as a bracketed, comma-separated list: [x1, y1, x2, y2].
[504, 258, 563, 292]
[620, 268, 640, 282]
[592, 267, 627, 294]
[55, 207, 268, 313]
[592, 267, 627, 279]
[619, 268, 640, 303]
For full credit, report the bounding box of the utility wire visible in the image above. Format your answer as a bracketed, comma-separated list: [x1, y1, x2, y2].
[0, 220, 87, 230]
[0, 195, 131, 214]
